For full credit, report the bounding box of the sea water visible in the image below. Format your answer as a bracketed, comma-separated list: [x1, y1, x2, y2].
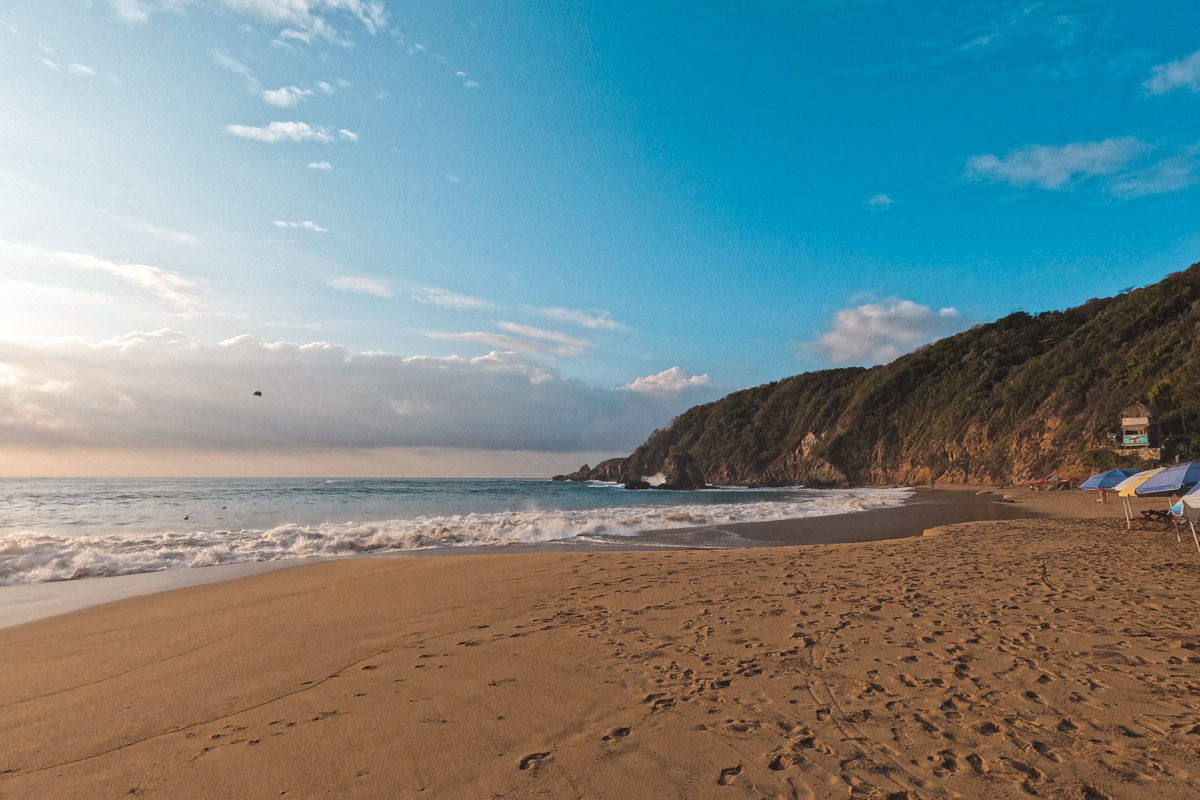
[0, 478, 911, 585]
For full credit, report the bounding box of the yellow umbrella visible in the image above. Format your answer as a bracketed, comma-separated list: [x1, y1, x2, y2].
[1115, 468, 1166, 529]
[1116, 468, 1165, 497]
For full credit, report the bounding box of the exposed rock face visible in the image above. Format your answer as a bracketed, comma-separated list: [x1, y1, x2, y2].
[551, 464, 592, 482]
[657, 450, 706, 490]
[552, 458, 625, 483]
[553, 264, 1200, 487]
[623, 480, 652, 490]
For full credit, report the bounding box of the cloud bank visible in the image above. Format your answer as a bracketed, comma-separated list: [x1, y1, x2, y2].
[0, 331, 717, 453]
[814, 299, 965, 364]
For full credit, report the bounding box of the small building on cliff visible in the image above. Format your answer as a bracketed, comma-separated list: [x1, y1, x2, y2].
[1120, 402, 1155, 448]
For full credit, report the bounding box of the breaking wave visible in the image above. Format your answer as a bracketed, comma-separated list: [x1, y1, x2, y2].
[0, 488, 910, 585]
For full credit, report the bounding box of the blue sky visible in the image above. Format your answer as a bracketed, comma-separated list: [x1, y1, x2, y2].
[1, 0, 1199, 476]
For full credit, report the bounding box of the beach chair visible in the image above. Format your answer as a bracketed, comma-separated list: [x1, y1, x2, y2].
[1139, 509, 1174, 526]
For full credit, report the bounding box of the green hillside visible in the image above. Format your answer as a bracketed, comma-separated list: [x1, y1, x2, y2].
[578, 264, 1200, 486]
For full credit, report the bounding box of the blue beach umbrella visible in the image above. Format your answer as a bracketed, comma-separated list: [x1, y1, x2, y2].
[1134, 461, 1200, 496]
[1078, 469, 1140, 490]
[1169, 483, 1200, 557]
[1170, 482, 1200, 517]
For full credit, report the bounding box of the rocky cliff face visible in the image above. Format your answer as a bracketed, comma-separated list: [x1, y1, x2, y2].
[559, 264, 1200, 487]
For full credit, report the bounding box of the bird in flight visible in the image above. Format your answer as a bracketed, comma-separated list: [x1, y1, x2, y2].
[253, 390, 263, 397]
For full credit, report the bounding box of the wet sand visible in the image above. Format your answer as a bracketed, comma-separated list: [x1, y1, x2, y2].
[2, 489, 1199, 799]
[636, 485, 1042, 547]
[0, 485, 1022, 630]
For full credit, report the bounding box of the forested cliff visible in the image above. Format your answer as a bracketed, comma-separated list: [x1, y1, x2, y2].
[560, 264, 1200, 487]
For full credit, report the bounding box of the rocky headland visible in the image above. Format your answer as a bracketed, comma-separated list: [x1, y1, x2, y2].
[557, 264, 1200, 488]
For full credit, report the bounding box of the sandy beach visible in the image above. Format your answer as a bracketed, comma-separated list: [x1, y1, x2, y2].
[2, 489, 1199, 799]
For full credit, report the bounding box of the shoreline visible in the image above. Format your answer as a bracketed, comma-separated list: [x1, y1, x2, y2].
[2, 491, 1195, 799]
[1, 485, 1031, 631]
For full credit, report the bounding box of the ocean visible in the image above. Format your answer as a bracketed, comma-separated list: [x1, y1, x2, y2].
[0, 478, 912, 585]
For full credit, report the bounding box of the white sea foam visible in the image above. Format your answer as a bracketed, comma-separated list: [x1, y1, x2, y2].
[0, 488, 910, 585]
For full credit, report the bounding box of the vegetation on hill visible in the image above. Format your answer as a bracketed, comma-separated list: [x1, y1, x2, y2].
[570, 264, 1200, 487]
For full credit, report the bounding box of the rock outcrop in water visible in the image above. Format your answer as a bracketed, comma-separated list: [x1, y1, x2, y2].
[559, 264, 1200, 487]
[658, 450, 707, 490]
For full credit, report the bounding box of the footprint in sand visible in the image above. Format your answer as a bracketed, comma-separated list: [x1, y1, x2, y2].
[601, 727, 631, 742]
[643, 693, 676, 712]
[518, 752, 551, 772]
[717, 765, 742, 786]
[1032, 741, 1061, 762]
[966, 753, 988, 774]
[928, 750, 960, 777]
[722, 719, 760, 733]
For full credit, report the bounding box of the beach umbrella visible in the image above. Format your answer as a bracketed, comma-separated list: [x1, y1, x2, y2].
[1115, 468, 1164, 497]
[1169, 483, 1200, 555]
[1079, 469, 1140, 490]
[1114, 468, 1165, 529]
[1133, 461, 1200, 496]
[1170, 482, 1200, 519]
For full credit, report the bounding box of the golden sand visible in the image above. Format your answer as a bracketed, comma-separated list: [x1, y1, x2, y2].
[2, 490, 1198, 799]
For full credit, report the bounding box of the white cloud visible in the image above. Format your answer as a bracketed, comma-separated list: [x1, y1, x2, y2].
[621, 367, 711, 396]
[109, 0, 387, 44]
[538, 307, 627, 331]
[130, 220, 201, 246]
[263, 86, 314, 107]
[428, 331, 581, 358]
[0, 331, 708, 453]
[813, 299, 965, 365]
[317, 80, 334, 94]
[464, 80, 481, 89]
[273, 220, 328, 232]
[329, 276, 391, 297]
[1145, 49, 1200, 95]
[108, 0, 151, 24]
[0, 238, 206, 315]
[338, 129, 359, 142]
[967, 138, 1199, 199]
[497, 322, 590, 355]
[36, 57, 96, 77]
[307, 161, 333, 170]
[226, 121, 334, 143]
[966, 138, 1145, 190]
[210, 49, 261, 93]
[1107, 146, 1200, 198]
[411, 286, 491, 310]
[445, 174, 460, 183]
[966, 138, 1144, 190]
[865, 193, 893, 210]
